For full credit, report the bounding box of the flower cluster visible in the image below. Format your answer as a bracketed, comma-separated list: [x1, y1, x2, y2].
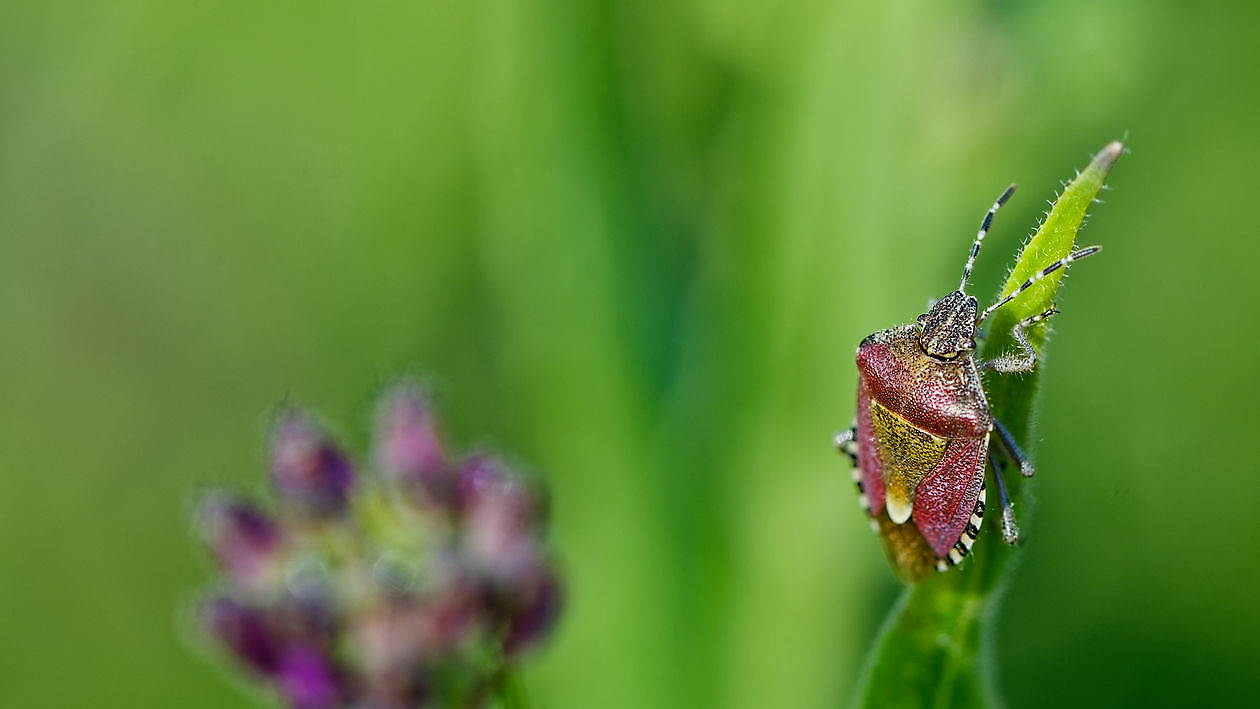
[193, 383, 561, 708]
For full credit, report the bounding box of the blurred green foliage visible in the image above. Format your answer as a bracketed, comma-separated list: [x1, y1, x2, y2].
[0, 1, 1257, 707]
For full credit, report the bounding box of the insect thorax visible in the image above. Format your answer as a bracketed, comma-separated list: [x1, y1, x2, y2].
[857, 324, 991, 440]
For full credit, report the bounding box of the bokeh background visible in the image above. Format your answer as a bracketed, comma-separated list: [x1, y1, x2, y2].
[2, 1, 1258, 707]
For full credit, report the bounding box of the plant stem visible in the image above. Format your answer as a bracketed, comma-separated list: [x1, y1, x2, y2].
[491, 665, 531, 709]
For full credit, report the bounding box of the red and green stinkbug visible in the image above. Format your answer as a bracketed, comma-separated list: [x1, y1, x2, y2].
[834, 185, 1099, 582]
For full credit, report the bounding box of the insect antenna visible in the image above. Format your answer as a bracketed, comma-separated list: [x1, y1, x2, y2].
[959, 184, 1017, 292]
[977, 245, 1102, 322]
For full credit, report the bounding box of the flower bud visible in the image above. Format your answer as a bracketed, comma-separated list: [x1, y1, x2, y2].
[352, 579, 481, 685]
[455, 455, 504, 512]
[196, 494, 284, 593]
[458, 457, 542, 590]
[200, 596, 283, 676]
[351, 602, 425, 689]
[277, 645, 343, 709]
[374, 384, 448, 503]
[502, 567, 563, 655]
[270, 411, 354, 517]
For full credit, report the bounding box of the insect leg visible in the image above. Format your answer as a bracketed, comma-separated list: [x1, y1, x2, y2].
[979, 307, 1058, 373]
[992, 416, 1034, 477]
[977, 245, 1101, 322]
[989, 455, 1020, 545]
[833, 425, 858, 467]
[835, 425, 877, 521]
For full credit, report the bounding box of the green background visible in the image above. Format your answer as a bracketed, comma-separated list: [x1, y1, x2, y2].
[1, 1, 1256, 707]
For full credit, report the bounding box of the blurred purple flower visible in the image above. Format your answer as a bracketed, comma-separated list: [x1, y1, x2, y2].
[200, 596, 283, 676]
[375, 384, 448, 504]
[502, 567, 563, 656]
[277, 645, 343, 709]
[419, 576, 483, 654]
[352, 579, 482, 692]
[196, 495, 284, 592]
[195, 388, 561, 707]
[455, 455, 505, 512]
[351, 601, 426, 688]
[270, 411, 354, 517]
[277, 587, 341, 648]
[459, 456, 542, 589]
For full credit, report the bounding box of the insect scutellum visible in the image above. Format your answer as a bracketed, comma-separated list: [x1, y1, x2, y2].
[916, 184, 1101, 365]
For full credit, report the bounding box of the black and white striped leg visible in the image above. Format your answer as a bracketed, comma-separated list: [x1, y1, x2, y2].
[990, 455, 1020, 545]
[977, 245, 1102, 322]
[992, 416, 1034, 477]
[835, 425, 876, 524]
[979, 307, 1058, 373]
[936, 477, 987, 571]
[833, 425, 858, 467]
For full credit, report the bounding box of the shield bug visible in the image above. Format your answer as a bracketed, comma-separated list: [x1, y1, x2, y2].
[833, 185, 1099, 582]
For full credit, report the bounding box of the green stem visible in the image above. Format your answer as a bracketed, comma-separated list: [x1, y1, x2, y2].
[491, 665, 531, 709]
[851, 141, 1124, 708]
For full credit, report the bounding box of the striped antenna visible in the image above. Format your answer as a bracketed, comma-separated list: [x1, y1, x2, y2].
[960, 184, 1017, 292]
[977, 245, 1102, 322]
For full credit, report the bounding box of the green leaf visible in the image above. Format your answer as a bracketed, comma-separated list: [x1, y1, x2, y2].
[851, 141, 1123, 709]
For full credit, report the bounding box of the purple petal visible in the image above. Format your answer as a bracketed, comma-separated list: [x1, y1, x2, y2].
[200, 596, 283, 676]
[277, 645, 343, 709]
[374, 384, 448, 501]
[270, 411, 354, 517]
[459, 458, 542, 587]
[503, 567, 563, 655]
[197, 495, 283, 591]
[455, 455, 506, 513]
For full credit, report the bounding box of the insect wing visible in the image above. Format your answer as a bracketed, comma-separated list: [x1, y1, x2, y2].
[855, 379, 886, 517]
[912, 434, 987, 558]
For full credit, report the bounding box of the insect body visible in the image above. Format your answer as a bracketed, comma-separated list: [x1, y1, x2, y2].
[834, 185, 1099, 582]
